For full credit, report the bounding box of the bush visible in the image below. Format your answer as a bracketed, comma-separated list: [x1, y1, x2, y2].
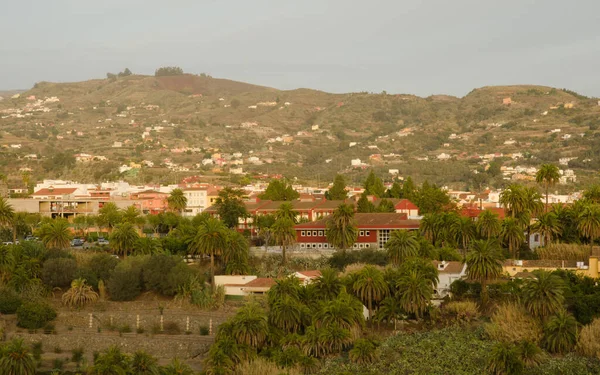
[143, 254, 182, 295]
[89, 253, 119, 282]
[164, 262, 196, 296]
[443, 301, 480, 323]
[577, 319, 600, 358]
[199, 325, 209, 335]
[163, 321, 181, 335]
[17, 302, 57, 329]
[0, 288, 23, 314]
[41, 258, 77, 287]
[74, 266, 99, 289]
[107, 262, 142, 301]
[485, 302, 543, 344]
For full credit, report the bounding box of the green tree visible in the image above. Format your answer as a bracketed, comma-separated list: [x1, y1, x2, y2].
[161, 358, 194, 375]
[386, 181, 403, 199]
[385, 230, 419, 265]
[577, 204, 600, 252]
[363, 170, 385, 197]
[259, 179, 299, 201]
[109, 222, 140, 258]
[274, 202, 297, 223]
[487, 342, 524, 375]
[326, 204, 358, 252]
[477, 210, 501, 240]
[231, 301, 269, 349]
[453, 216, 476, 254]
[353, 265, 388, 319]
[536, 164, 561, 212]
[543, 310, 578, 354]
[223, 230, 249, 275]
[38, 218, 72, 249]
[89, 346, 130, 374]
[122, 206, 145, 229]
[155, 66, 184, 76]
[130, 351, 160, 375]
[0, 197, 15, 238]
[501, 218, 526, 258]
[272, 217, 296, 266]
[522, 271, 565, 319]
[357, 192, 375, 213]
[313, 268, 345, 300]
[215, 187, 248, 229]
[376, 198, 396, 213]
[396, 268, 434, 319]
[167, 189, 187, 215]
[500, 184, 526, 218]
[348, 339, 378, 364]
[62, 278, 99, 308]
[189, 218, 227, 275]
[375, 296, 403, 330]
[269, 295, 305, 334]
[0, 338, 36, 375]
[531, 212, 562, 246]
[326, 174, 348, 200]
[402, 177, 417, 200]
[466, 239, 503, 305]
[134, 237, 162, 255]
[98, 202, 122, 232]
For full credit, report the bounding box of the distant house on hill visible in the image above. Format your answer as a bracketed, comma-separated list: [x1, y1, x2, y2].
[502, 97, 512, 105]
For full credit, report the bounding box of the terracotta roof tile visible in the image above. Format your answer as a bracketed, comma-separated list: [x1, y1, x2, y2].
[295, 213, 418, 229]
[432, 261, 465, 274]
[32, 188, 77, 195]
[297, 270, 321, 278]
[243, 277, 276, 288]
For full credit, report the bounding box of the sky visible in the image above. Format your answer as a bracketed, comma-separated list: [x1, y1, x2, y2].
[1, 0, 599, 97]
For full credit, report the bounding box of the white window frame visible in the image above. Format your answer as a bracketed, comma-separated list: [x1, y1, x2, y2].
[318, 243, 322, 248]
[318, 230, 324, 236]
[313, 231, 318, 237]
[301, 231, 306, 236]
[307, 231, 311, 237]
[360, 231, 365, 237]
[365, 231, 370, 236]
[300, 243, 306, 248]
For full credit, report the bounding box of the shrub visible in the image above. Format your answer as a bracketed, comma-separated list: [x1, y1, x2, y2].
[142, 255, 183, 295]
[52, 358, 64, 370]
[577, 318, 600, 358]
[16, 302, 57, 329]
[74, 266, 99, 289]
[164, 262, 196, 296]
[537, 244, 590, 261]
[199, 325, 209, 335]
[0, 288, 23, 314]
[89, 253, 119, 281]
[107, 263, 142, 301]
[41, 258, 77, 287]
[485, 302, 543, 344]
[163, 321, 181, 335]
[31, 341, 43, 361]
[443, 301, 480, 323]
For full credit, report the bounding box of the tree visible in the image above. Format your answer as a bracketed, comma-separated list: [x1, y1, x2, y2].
[38, 218, 72, 249]
[357, 192, 375, 213]
[130, 351, 160, 375]
[348, 339, 378, 364]
[167, 189, 187, 215]
[500, 184, 526, 218]
[223, 229, 249, 275]
[363, 170, 385, 198]
[0, 338, 36, 375]
[487, 342, 523, 375]
[385, 230, 419, 265]
[375, 296, 403, 330]
[531, 212, 562, 246]
[386, 181, 403, 199]
[501, 218, 526, 259]
[577, 204, 600, 252]
[259, 179, 299, 201]
[536, 164, 561, 212]
[453, 216, 476, 254]
[376, 198, 395, 213]
[98, 202, 122, 232]
[110, 222, 140, 258]
[396, 268, 434, 319]
[231, 301, 269, 349]
[161, 358, 195, 375]
[62, 278, 99, 308]
[120, 68, 133, 77]
[272, 217, 296, 265]
[326, 204, 358, 252]
[89, 346, 131, 374]
[313, 268, 344, 300]
[122, 206, 145, 228]
[543, 310, 578, 354]
[215, 187, 248, 229]
[190, 218, 227, 275]
[269, 296, 305, 333]
[155, 66, 184, 76]
[135, 237, 162, 255]
[275, 202, 297, 223]
[0, 197, 14, 238]
[353, 265, 388, 319]
[522, 271, 565, 319]
[326, 174, 348, 200]
[477, 210, 501, 240]
[466, 239, 503, 305]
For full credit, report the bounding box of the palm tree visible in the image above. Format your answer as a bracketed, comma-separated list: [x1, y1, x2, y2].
[518, 340, 544, 368]
[352, 265, 388, 320]
[578, 204, 600, 252]
[487, 342, 523, 375]
[318, 322, 352, 354]
[268, 276, 302, 306]
[466, 239, 503, 305]
[134, 237, 162, 255]
[109, 222, 140, 258]
[275, 202, 298, 223]
[72, 215, 88, 238]
[223, 229, 249, 275]
[385, 230, 419, 265]
[122, 206, 146, 229]
[313, 267, 344, 300]
[543, 309, 578, 354]
[522, 271, 565, 319]
[375, 296, 403, 330]
[98, 202, 123, 232]
[189, 217, 227, 276]
[0, 338, 36, 375]
[500, 184, 525, 218]
[313, 291, 365, 338]
[536, 164, 561, 212]
[89, 345, 130, 375]
[38, 218, 72, 249]
[0, 245, 14, 283]
[452, 216, 476, 255]
[160, 358, 194, 375]
[477, 210, 501, 240]
[231, 301, 269, 349]
[396, 269, 434, 319]
[531, 212, 562, 246]
[62, 278, 99, 308]
[326, 203, 358, 252]
[522, 186, 544, 219]
[271, 216, 296, 265]
[130, 351, 160, 375]
[501, 218, 525, 259]
[0, 196, 14, 231]
[269, 296, 306, 333]
[167, 188, 187, 215]
[419, 213, 439, 244]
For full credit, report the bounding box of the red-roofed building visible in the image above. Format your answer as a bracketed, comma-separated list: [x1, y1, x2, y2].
[293, 270, 322, 285]
[460, 206, 506, 220]
[31, 187, 79, 200]
[294, 213, 420, 251]
[241, 277, 276, 294]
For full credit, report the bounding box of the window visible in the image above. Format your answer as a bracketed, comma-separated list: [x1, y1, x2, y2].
[307, 231, 311, 237]
[300, 243, 306, 248]
[312, 231, 318, 237]
[534, 234, 540, 242]
[360, 231, 365, 237]
[301, 231, 306, 236]
[359, 243, 364, 249]
[318, 243, 322, 248]
[378, 229, 390, 249]
[318, 230, 324, 236]
[312, 244, 317, 248]
[365, 231, 370, 236]
[323, 243, 328, 248]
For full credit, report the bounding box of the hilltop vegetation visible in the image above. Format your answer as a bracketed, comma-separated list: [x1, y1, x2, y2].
[0, 72, 599, 188]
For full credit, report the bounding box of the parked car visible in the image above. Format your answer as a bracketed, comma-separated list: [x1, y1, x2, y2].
[98, 237, 109, 246]
[24, 236, 39, 241]
[71, 238, 84, 247]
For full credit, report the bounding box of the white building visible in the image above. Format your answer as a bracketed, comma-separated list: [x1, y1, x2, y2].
[182, 188, 209, 217]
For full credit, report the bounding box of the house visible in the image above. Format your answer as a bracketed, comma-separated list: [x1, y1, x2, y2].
[351, 159, 362, 166]
[437, 153, 451, 160]
[293, 270, 322, 285]
[31, 187, 79, 200]
[502, 97, 512, 105]
[182, 187, 209, 216]
[294, 213, 420, 251]
[214, 275, 258, 296]
[130, 190, 169, 214]
[433, 261, 467, 299]
[241, 278, 276, 294]
[112, 141, 122, 148]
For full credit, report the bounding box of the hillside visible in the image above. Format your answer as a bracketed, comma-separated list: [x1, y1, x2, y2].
[0, 73, 598, 189]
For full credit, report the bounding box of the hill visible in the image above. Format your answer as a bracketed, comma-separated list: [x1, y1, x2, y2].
[0, 73, 598, 190]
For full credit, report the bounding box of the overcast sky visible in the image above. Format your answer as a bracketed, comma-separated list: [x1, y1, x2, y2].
[1, 0, 599, 97]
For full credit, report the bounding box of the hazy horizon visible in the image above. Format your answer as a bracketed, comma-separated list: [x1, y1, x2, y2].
[2, 0, 599, 97]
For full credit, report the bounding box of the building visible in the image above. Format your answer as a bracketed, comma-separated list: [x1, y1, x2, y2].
[182, 187, 209, 216]
[433, 261, 467, 299]
[294, 213, 420, 251]
[130, 190, 168, 214]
